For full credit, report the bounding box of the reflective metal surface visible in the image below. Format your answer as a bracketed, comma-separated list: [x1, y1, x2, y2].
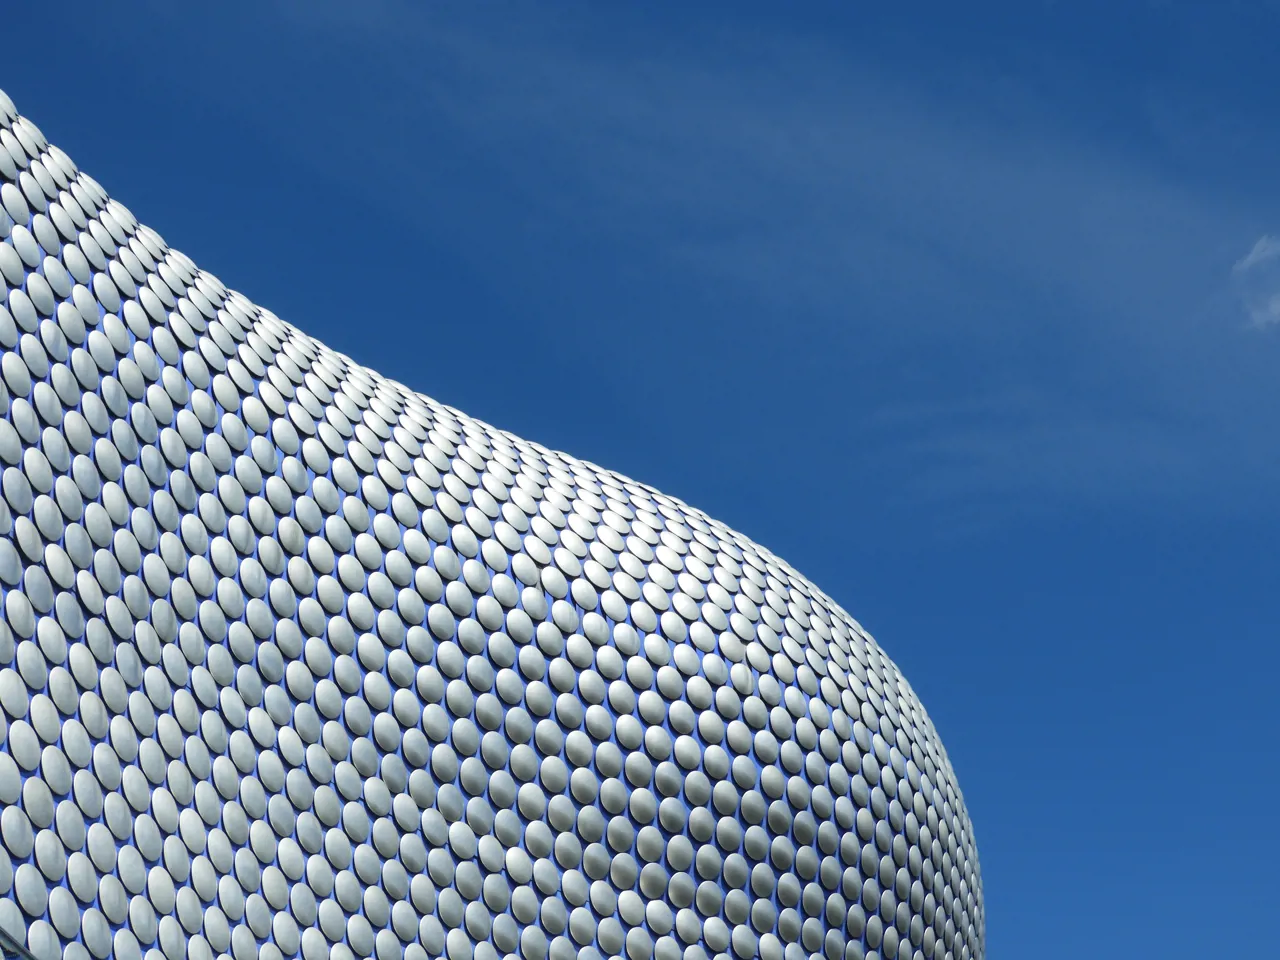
[0, 87, 983, 960]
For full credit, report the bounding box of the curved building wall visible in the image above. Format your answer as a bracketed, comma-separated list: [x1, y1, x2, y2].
[0, 89, 983, 960]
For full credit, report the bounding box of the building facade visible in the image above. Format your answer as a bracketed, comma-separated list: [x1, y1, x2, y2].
[0, 89, 983, 960]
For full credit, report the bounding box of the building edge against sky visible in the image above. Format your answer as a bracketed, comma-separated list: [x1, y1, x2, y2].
[0, 87, 984, 960]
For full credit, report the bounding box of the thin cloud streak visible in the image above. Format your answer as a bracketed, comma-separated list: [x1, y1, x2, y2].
[1231, 234, 1280, 327]
[159, 0, 1280, 517]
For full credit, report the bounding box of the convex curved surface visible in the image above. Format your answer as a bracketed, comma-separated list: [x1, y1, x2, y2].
[0, 88, 983, 960]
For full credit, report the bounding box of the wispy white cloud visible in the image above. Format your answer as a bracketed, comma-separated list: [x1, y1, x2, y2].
[148, 0, 1280, 517]
[1231, 234, 1280, 326]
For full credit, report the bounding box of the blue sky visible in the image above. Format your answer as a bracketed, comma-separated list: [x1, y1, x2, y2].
[7, 1, 1280, 955]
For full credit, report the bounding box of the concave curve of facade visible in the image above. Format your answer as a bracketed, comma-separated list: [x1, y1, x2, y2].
[0, 89, 984, 960]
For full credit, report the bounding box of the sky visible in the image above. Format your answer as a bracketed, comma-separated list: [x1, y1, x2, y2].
[4, 1, 1279, 955]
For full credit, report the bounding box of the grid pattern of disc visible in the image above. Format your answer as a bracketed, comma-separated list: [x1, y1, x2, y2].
[0, 88, 984, 960]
